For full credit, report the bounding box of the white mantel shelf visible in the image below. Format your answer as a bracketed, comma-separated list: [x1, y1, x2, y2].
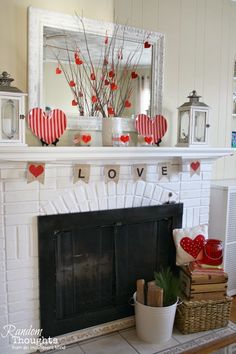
[0, 146, 233, 163]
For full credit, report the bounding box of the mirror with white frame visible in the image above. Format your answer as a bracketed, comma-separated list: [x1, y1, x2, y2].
[28, 7, 164, 145]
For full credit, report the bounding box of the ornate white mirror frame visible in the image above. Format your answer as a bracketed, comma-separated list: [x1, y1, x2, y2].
[28, 7, 164, 131]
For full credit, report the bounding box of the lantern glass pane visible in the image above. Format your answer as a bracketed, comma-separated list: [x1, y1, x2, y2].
[193, 111, 206, 143]
[1, 99, 19, 140]
[179, 111, 189, 143]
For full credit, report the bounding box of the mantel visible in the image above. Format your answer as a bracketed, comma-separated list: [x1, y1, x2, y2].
[0, 146, 233, 163]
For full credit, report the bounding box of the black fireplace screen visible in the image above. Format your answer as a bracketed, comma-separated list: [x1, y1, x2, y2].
[38, 203, 183, 337]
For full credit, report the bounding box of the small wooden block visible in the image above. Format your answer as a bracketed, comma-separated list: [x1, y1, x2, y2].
[147, 282, 163, 307]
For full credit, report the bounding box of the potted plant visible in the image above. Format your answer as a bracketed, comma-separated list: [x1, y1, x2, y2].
[134, 267, 180, 344]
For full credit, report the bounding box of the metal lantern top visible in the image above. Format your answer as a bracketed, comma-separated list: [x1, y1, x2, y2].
[0, 72, 22, 93]
[178, 90, 209, 109]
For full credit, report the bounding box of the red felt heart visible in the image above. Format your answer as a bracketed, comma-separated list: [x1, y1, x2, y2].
[90, 73, 96, 80]
[91, 95, 98, 103]
[55, 67, 62, 74]
[79, 91, 83, 97]
[120, 135, 130, 143]
[104, 79, 110, 86]
[109, 70, 115, 78]
[144, 41, 151, 48]
[124, 100, 131, 108]
[180, 235, 205, 259]
[107, 107, 114, 116]
[103, 58, 109, 65]
[191, 161, 200, 171]
[75, 57, 83, 65]
[131, 71, 138, 79]
[82, 134, 91, 143]
[29, 164, 44, 178]
[110, 82, 118, 91]
[27, 108, 67, 145]
[144, 136, 153, 144]
[72, 99, 78, 106]
[135, 114, 168, 144]
[69, 80, 76, 87]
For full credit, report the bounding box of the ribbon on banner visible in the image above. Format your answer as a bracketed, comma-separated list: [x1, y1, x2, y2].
[104, 165, 120, 184]
[73, 164, 91, 184]
[27, 162, 45, 184]
[190, 160, 201, 176]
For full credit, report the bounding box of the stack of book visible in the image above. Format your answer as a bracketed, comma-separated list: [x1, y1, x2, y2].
[179, 261, 228, 301]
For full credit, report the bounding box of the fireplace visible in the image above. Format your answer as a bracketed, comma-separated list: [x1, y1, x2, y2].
[38, 203, 183, 337]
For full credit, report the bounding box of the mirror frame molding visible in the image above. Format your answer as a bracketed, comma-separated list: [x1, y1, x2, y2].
[28, 7, 164, 117]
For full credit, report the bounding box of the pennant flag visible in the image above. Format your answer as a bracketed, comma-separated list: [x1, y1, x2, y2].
[104, 165, 120, 184]
[190, 161, 201, 176]
[73, 164, 91, 184]
[132, 164, 147, 181]
[27, 162, 45, 184]
[158, 162, 171, 181]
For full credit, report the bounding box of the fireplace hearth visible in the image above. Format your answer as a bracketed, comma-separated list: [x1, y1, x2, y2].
[38, 203, 183, 337]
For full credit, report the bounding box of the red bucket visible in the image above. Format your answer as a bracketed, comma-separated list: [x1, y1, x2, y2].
[202, 239, 223, 266]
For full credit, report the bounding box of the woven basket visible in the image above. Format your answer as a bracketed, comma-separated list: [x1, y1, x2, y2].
[175, 297, 233, 334]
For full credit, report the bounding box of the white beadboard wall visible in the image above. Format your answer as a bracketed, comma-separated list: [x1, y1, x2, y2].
[114, 0, 236, 179]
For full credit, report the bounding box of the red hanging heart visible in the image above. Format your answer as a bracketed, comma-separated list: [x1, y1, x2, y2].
[90, 73, 96, 80]
[131, 71, 138, 79]
[27, 108, 67, 145]
[107, 107, 114, 116]
[91, 95, 98, 103]
[104, 36, 108, 44]
[191, 161, 200, 171]
[103, 58, 109, 65]
[75, 57, 83, 65]
[79, 91, 83, 97]
[29, 164, 44, 178]
[124, 100, 131, 108]
[82, 134, 91, 143]
[104, 79, 110, 86]
[110, 82, 118, 91]
[55, 67, 62, 74]
[180, 234, 205, 259]
[120, 135, 130, 143]
[72, 99, 78, 106]
[109, 70, 115, 78]
[144, 41, 151, 48]
[144, 136, 153, 144]
[69, 80, 76, 87]
[135, 114, 168, 144]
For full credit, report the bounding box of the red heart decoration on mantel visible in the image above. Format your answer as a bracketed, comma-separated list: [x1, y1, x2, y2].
[180, 234, 205, 259]
[27, 108, 67, 145]
[29, 164, 44, 178]
[191, 161, 200, 171]
[135, 114, 168, 144]
[120, 135, 130, 143]
[82, 135, 91, 143]
[144, 136, 153, 144]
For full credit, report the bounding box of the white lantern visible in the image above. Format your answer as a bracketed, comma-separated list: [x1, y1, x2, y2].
[0, 72, 27, 146]
[177, 90, 210, 147]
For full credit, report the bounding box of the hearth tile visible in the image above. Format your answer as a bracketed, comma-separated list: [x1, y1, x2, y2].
[54, 343, 83, 353]
[80, 333, 137, 354]
[119, 328, 179, 354]
[172, 327, 215, 343]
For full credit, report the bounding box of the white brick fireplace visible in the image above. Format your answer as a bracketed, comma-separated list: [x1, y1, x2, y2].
[0, 146, 232, 353]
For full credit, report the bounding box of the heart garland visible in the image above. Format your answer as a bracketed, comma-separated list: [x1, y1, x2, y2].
[135, 114, 168, 144]
[29, 164, 44, 177]
[27, 108, 67, 145]
[180, 234, 205, 259]
[27, 163, 45, 184]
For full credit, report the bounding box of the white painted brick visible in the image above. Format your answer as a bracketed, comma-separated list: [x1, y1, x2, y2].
[200, 163, 213, 172]
[0, 271, 5, 282]
[181, 172, 191, 181]
[121, 166, 131, 174]
[9, 309, 39, 323]
[39, 189, 60, 202]
[0, 239, 4, 252]
[4, 181, 39, 191]
[8, 287, 39, 303]
[39, 178, 57, 189]
[200, 214, 209, 224]
[7, 268, 38, 281]
[181, 181, 202, 190]
[150, 199, 159, 206]
[152, 186, 163, 202]
[186, 208, 194, 227]
[202, 172, 212, 180]
[45, 167, 57, 178]
[133, 196, 142, 207]
[200, 206, 209, 215]
[7, 258, 38, 271]
[90, 166, 102, 176]
[52, 197, 69, 214]
[18, 225, 29, 259]
[182, 208, 187, 228]
[0, 261, 5, 272]
[85, 183, 97, 200]
[63, 192, 79, 213]
[180, 198, 201, 207]
[29, 222, 38, 258]
[144, 183, 154, 198]
[117, 181, 126, 195]
[0, 292, 7, 303]
[135, 181, 145, 196]
[117, 196, 125, 209]
[56, 177, 72, 189]
[141, 197, 151, 206]
[201, 198, 210, 206]
[98, 197, 108, 210]
[41, 202, 57, 215]
[6, 226, 17, 260]
[78, 199, 90, 212]
[1, 169, 26, 179]
[5, 202, 39, 215]
[126, 182, 135, 195]
[147, 165, 157, 173]
[0, 227, 3, 239]
[108, 196, 116, 210]
[145, 174, 158, 183]
[170, 174, 180, 182]
[201, 181, 211, 189]
[107, 181, 116, 196]
[7, 278, 38, 293]
[180, 189, 201, 199]
[9, 299, 39, 313]
[201, 189, 210, 198]
[89, 199, 99, 211]
[75, 184, 87, 201]
[125, 195, 133, 208]
[96, 181, 107, 197]
[193, 207, 200, 226]
[158, 182, 180, 192]
[56, 167, 73, 177]
[5, 190, 38, 203]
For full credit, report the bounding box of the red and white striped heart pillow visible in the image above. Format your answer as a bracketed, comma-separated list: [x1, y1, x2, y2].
[27, 108, 67, 145]
[135, 114, 168, 144]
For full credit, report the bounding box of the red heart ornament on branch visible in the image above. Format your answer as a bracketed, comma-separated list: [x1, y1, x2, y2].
[191, 161, 200, 171]
[135, 114, 168, 144]
[27, 108, 67, 145]
[29, 164, 44, 178]
[180, 234, 205, 259]
[144, 41, 151, 48]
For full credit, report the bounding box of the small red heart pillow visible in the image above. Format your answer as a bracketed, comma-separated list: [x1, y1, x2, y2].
[173, 225, 208, 266]
[27, 108, 67, 145]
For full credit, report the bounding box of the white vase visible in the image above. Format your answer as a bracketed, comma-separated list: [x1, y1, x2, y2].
[102, 117, 123, 146]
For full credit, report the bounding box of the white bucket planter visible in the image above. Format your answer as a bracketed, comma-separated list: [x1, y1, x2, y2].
[134, 292, 177, 344]
[102, 117, 123, 146]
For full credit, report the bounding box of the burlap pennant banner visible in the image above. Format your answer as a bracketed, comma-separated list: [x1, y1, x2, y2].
[158, 162, 171, 181]
[104, 165, 120, 184]
[132, 164, 147, 181]
[73, 164, 91, 184]
[27, 162, 45, 184]
[190, 160, 201, 176]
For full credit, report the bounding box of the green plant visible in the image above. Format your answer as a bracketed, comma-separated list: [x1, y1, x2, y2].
[154, 267, 180, 307]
